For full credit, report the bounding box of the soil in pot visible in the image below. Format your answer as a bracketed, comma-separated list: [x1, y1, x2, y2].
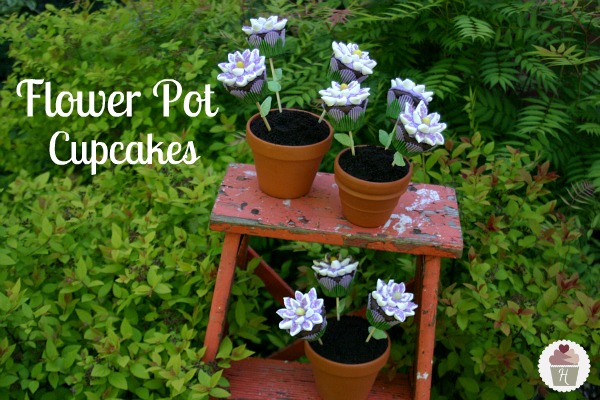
[309, 316, 388, 364]
[250, 109, 330, 146]
[338, 146, 409, 182]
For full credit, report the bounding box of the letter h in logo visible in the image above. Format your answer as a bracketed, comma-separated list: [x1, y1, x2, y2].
[558, 368, 571, 385]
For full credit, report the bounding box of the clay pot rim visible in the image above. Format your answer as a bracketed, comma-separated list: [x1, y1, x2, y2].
[304, 332, 391, 375]
[246, 108, 334, 150]
[334, 145, 413, 189]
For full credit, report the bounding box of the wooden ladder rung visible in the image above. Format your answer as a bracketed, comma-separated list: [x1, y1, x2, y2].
[224, 358, 412, 399]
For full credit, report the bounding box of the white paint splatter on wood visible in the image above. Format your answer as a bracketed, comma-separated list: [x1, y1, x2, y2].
[383, 213, 413, 234]
[417, 372, 430, 380]
[406, 189, 440, 211]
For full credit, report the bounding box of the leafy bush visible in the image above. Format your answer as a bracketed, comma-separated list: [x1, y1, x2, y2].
[418, 135, 599, 399]
[1, 0, 599, 399]
[0, 0, 252, 181]
[346, 0, 599, 182]
[0, 0, 36, 16]
[0, 160, 260, 399]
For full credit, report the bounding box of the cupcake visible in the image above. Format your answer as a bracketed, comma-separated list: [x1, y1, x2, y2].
[312, 253, 359, 297]
[549, 344, 580, 387]
[276, 288, 327, 341]
[366, 279, 418, 330]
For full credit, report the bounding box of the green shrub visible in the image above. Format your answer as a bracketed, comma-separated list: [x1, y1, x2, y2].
[0, 0, 36, 16]
[0, 0, 252, 181]
[420, 134, 599, 399]
[2, 1, 598, 398]
[0, 160, 260, 399]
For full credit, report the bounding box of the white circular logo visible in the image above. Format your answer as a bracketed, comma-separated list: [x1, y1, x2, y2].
[538, 340, 591, 392]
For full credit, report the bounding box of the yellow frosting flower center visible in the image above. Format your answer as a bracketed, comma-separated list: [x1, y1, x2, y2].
[339, 84, 348, 90]
[422, 116, 431, 124]
[295, 307, 306, 316]
[236, 61, 245, 68]
[393, 292, 402, 300]
[352, 49, 362, 57]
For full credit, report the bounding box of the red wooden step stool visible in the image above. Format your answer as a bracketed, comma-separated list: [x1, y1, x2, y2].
[205, 163, 463, 399]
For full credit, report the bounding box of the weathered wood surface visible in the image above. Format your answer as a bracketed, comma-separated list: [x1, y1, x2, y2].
[207, 163, 466, 400]
[203, 233, 242, 362]
[223, 358, 412, 399]
[210, 163, 463, 258]
[413, 255, 441, 400]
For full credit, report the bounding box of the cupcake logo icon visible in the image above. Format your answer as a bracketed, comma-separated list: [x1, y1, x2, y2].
[549, 344, 579, 386]
[538, 340, 590, 392]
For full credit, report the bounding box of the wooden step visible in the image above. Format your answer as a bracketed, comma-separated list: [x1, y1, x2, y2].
[223, 358, 412, 399]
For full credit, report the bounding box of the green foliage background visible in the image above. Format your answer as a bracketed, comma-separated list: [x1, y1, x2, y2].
[0, 0, 598, 399]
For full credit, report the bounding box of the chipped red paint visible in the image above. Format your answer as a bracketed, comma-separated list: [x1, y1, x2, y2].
[210, 164, 463, 258]
[224, 358, 412, 399]
[205, 163, 464, 400]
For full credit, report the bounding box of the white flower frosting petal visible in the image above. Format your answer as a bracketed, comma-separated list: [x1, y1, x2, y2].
[312, 254, 359, 278]
[331, 41, 377, 81]
[389, 77, 434, 103]
[217, 49, 266, 88]
[319, 81, 370, 107]
[276, 289, 325, 337]
[243, 15, 288, 34]
[400, 101, 446, 146]
[369, 279, 418, 322]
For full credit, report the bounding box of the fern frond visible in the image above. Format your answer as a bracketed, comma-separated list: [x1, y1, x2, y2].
[589, 159, 600, 188]
[352, 0, 444, 22]
[527, 44, 600, 67]
[421, 59, 464, 100]
[453, 15, 495, 43]
[579, 66, 600, 95]
[474, 88, 518, 133]
[577, 123, 600, 137]
[480, 50, 520, 91]
[439, 32, 465, 52]
[515, 54, 559, 93]
[560, 148, 597, 183]
[492, 1, 537, 21]
[560, 181, 597, 210]
[514, 96, 571, 140]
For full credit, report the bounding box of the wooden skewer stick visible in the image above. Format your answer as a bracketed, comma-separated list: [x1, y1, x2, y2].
[318, 109, 327, 123]
[365, 328, 375, 343]
[256, 101, 271, 131]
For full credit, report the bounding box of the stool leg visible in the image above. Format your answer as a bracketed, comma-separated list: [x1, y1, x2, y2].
[203, 233, 243, 362]
[236, 235, 250, 268]
[413, 255, 441, 400]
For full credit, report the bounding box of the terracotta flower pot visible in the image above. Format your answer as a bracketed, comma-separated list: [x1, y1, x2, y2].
[246, 109, 333, 199]
[304, 331, 391, 400]
[334, 146, 412, 228]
